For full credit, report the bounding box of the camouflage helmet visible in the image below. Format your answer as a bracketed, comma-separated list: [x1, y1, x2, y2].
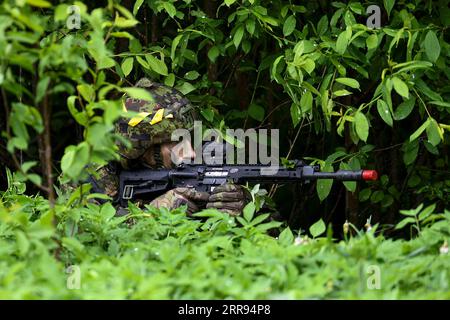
[115, 78, 198, 168]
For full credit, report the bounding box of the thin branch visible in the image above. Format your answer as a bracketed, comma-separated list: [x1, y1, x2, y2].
[1, 87, 50, 194]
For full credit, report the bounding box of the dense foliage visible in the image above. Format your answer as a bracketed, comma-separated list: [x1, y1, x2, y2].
[0, 0, 449, 299]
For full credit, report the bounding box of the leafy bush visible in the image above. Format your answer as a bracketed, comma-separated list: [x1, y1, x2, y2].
[1, 174, 449, 299]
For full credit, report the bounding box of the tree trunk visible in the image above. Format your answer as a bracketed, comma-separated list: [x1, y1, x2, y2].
[204, 0, 218, 95]
[38, 93, 55, 205]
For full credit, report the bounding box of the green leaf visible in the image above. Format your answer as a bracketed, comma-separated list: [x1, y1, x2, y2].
[381, 194, 394, 208]
[207, 46, 220, 63]
[400, 204, 423, 216]
[384, 0, 395, 17]
[309, 218, 326, 238]
[121, 57, 133, 77]
[35, 77, 50, 104]
[278, 227, 294, 245]
[164, 73, 175, 87]
[300, 91, 313, 113]
[145, 54, 168, 76]
[418, 204, 436, 221]
[426, 118, 441, 146]
[394, 97, 415, 120]
[370, 190, 384, 203]
[377, 100, 393, 126]
[176, 82, 196, 95]
[110, 32, 133, 39]
[233, 25, 244, 48]
[359, 188, 372, 201]
[392, 77, 409, 98]
[336, 31, 348, 54]
[27, 174, 42, 186]
[335, 78, 360, 89]
[271, 55, 284, 83]
[283, 15, 296, 36]
[121, 87, 154, 102]
[184, 71, 200, 80]
[54, 4, 69, 21]
[302, 59, 315, 74]
[114, 16, 139, 28]
[243, 202, 255, 222]
[415, 79, 443, 102]
[133, 0, 144, 15]
[317, 162, 333, 201]
[62, 237, 85, 257]
[162, 2, 177, 18]
[200, 108, 214, 122]
[424, 31, 440, 63]
[259, 15, 278, 27]
[290, 103, 301, 127]
[100, 202, 117, 221]
[249, 213, 270, 226]
[349, 2, 363, 14]
[87, 34, 115, 69]
[77, 84, 95, 102]
[26, 0, 51, 8]
[423, 141, 439, 155]
[302, 81, 321, 96]
[15, 231, 30, 256]
[248, 103, 265, 121]
[354, 112, 369, 142]
[395, 217, 416, 230]
[136, 55, 149, 69]
[255, 221, 283, 233]
[171, 34, 183, 62]
[67, 96, 88, 126]
[409, 118, 430, 142]
[225, 0, 237, 6]
[402, 140, 419, 165]
[392, 60, 432, 73]
[21, 161, 37, 173]
[366, 34, 378, 50]
[428, 101, 450, 108]
[246, 19, 255, 35]
[333, 89, 352, 97]
[61, 143, 90, 179]
[317, 16, 328, 36]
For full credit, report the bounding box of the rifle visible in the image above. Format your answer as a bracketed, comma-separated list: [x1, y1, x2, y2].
[118, 160, 378, 206]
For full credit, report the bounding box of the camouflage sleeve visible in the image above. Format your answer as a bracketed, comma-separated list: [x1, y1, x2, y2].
[87, 163, 120, 203]
[149, 187, 209, 215]
[206, 183, 250, 216]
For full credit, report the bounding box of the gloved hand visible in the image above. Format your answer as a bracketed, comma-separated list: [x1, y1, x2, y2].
[150, 187, 209, 215]
[206, 183, 250, 216]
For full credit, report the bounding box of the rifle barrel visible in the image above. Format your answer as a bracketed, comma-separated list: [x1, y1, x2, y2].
[302, 169, 378, 181]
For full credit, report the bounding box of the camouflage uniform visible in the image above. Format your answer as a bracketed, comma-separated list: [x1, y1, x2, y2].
[91, 78, 248, 216]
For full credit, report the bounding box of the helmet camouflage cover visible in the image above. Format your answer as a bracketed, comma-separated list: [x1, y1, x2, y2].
[115, 78, 198, 167]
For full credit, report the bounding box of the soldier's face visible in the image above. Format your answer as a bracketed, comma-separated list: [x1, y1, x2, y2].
[160, 140, 196, 168]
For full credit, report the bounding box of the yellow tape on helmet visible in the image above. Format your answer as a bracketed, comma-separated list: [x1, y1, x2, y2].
[150, 108, 165, 125]
[128, 112, 150, 127]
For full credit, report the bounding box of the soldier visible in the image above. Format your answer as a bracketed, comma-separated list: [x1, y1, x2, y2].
[89, 78, 249, 216]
